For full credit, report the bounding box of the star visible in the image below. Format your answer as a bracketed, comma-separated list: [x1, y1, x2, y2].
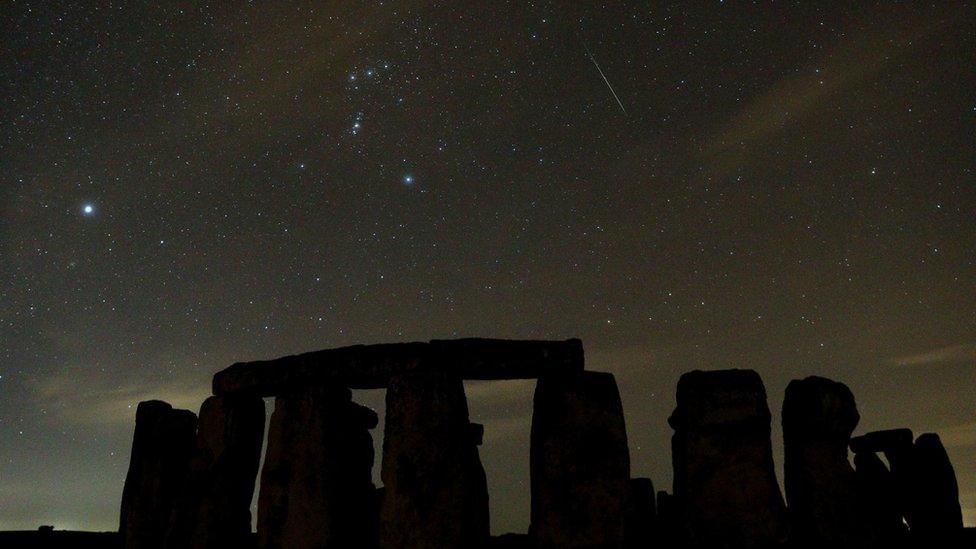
[82, 203, 95, 216]
[402, 174, 415, 186]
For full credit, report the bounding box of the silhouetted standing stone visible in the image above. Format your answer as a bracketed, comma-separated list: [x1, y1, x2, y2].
[530, 371, 630, 549]
[906, 433, 963, 542]
[669, 370, 788, 549]
[257, 386, 379, 549]
[465, 422, 491, 545]
[120, 400, 197, 549]
[166, 395, 265, 549]
[624, 478, 655, 549]
[850, 428, 914, 543]
[379, 372, 489, 549]
[853, 451, 907, 544]
[656, 491, 677, 549]
[783, 376, 874, 549]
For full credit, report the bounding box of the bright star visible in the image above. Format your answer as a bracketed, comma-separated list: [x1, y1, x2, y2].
[82, 203, 95, 215]
[402, 174, 415, 186]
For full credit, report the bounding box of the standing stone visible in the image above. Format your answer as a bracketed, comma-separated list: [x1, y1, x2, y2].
[464, 422, 491, 544]
[669, 370, 788, 549]
[782, 376, 874, 549]
[120, 400, 197, 549]
[257, 386, 379, 549]
[655, 491, 678, 549]
[906, 433, 963, 542]
[624, 478, 656, 549]
[166, 395, 265, 549]
[379, 372, 489, 549]
[530, 371, 630, 549]
[850, 428, 914, 543]
[853, 451, 907, 543]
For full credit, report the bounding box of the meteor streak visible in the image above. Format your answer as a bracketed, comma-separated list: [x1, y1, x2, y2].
[580, 38, 627, 116]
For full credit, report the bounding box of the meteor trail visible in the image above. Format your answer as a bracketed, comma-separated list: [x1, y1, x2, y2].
[580, 38, 627, 116]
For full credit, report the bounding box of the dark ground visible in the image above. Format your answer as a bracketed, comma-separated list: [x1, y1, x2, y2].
[1, 529, 975, 548]
[0, 530, 119, 549]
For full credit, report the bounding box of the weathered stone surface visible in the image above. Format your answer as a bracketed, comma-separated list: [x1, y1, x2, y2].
[120, 400, 196, 549]
[782, 376, 874, 549]
[165, 395, 265, 549]
[669, 369, 788, 549]
[379, 373, 489, 549]
[257, 386, 379, 549]
[213, 338, 583, 395]
[530, 371, 630, 549]
[624, 478, 655, 549]
[906, 433, 963, 540]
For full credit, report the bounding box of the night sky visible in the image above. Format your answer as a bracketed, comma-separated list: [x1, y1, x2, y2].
[2, 1, 974, 533]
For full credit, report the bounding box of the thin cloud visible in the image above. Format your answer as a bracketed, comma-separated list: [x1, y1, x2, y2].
[699, 5, 959, 177]
[892, 344, 976, 367]
[32, 369, 207, 427]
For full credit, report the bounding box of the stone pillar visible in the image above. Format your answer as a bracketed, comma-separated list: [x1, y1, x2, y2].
[379, 372, 489, 549]
[782, 376, 874, 549]
[624, 478, 656, 549]
[530, 371, 630, 549]
[906, 433, 963, 542]
[669, 369, 788, 549]
[849, 429, 913, 542]
[165, 395, 265, 549]
[257, 386, 379, 549]
[853, 451, 907, 543]
[655, 491, 677, 549]
[464, 422, 491, 545]
[120, 400, 197, 549]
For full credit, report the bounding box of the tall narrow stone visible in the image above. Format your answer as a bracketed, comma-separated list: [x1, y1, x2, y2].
[655, 491, 678, 549]
[165, 395, 265, 549]
[379, 372, 489, 549]
[782, 376, 874, 549]
[257, 386, 379, 549]
[530, 371, 630, 549]
[669, 370, 788, 549]
[624, 478, 656, 549]
[120, 400, 197, 549]
[906, 433, 963, 541]
[853, 451, 907, 543]
[464, 422, 491, 545]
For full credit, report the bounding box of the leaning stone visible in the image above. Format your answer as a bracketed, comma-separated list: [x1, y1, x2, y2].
[165, 395, 265, 549]
[906, 433, 963, 541]
[783, 376, 874, 549]
[379, 372, 489, 549]
[530, 371, 630, 549]
[120, 400, 197, 549]
[257, 386, 379, 549]
[669, 369, 788, 549]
